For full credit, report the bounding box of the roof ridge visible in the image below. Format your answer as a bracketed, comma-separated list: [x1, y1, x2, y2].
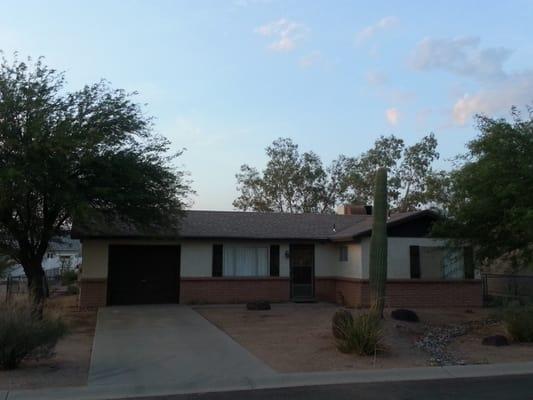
[184, 209, 371, 217]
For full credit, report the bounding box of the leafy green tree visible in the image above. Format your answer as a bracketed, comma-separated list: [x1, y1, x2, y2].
[434, 109, 533, 270]
[233, 138, 350, 213]
[345, 134, 441, 211]
[234, 135, 442, 213]
[0, 55, 191, 311]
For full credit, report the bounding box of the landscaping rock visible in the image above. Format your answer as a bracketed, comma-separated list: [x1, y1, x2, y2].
[482, 335, 509, 346]
[415, 324, 463, 365]
[415, 319, 501, 366]
[391, 309, 419, 322]
[246, 300, 271, 310]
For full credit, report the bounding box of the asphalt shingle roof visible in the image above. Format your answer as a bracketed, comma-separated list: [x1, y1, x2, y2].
[72, 209, 437, 241]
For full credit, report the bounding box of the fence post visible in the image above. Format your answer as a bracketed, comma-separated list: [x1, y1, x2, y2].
[6, 276, 10, 302]
[481, 273, 487, 303]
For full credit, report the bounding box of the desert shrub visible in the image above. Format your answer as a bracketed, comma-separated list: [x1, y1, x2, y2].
[504, 306, 533, 342]
[60, 269, 78, 286]
[335, 313, 385, 356]
[66, 284, 79, 295]
[332, 309, 354, 340]
[0, 301, 68, 369]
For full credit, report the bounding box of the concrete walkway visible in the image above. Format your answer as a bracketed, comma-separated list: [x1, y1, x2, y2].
[88, 305, 275, 388]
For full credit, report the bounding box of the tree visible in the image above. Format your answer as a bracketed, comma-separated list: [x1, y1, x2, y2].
[344, 134, 441, 211]
[233, 138, 351, 213]
[234, 135, 442, 213]
[0, 55, 191, 312]
[368, 168, 388, 317]
[433, 108, 533, 270]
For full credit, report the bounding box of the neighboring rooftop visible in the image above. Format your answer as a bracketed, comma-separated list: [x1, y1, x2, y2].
[72, 209, 438, 241]
[48, 237, 81, 253]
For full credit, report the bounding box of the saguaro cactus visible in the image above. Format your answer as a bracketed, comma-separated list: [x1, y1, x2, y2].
[369, 167, 388, 317]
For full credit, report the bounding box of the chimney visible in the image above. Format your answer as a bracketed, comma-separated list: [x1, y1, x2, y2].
[336, 204, 372, 215]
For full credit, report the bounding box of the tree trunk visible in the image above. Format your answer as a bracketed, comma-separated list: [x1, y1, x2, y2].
[23, 259, 46, 319]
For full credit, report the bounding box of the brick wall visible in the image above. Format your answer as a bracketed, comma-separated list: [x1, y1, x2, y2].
[315, 277, 337, 303]
[383, 280, 483, 308]
[332, 278, 368, 307]
[79, 275, 482, 309]
[331, 278, 482, 308]
[79, 279, 107, 309]
[180, 277, 290, 304]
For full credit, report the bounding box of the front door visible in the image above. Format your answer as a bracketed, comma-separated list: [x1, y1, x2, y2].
[290, 244, 315, 301]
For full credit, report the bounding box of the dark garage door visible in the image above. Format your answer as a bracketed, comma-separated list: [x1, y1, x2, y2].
[107, 245, 180, 305]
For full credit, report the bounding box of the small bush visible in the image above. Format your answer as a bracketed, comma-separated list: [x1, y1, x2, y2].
[0, 301, 68, 369]
[332, 309, 354, 340]
[504, 306, 533, 342]
[61, 270, 78, 286]
[334, 313, 385, 356]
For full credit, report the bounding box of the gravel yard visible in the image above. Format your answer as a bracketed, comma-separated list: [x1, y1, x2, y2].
[196, 303, 533, 372]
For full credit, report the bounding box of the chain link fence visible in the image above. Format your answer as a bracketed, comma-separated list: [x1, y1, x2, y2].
[482, 273, 533, 303]
[1, 269, 64, 302]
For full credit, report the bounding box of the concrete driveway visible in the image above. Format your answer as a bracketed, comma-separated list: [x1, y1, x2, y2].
[88, 305, 275, 390]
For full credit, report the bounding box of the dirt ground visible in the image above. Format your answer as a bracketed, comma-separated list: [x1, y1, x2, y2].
[0, 294, 96, 390]
[196, 303, 533, 373]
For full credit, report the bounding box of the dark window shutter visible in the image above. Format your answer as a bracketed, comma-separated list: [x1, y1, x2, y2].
[464, 246, 474, 279]
[270, 245, 280, 276]
[212, 244, 223, 277]
[410, 246, 421, 279]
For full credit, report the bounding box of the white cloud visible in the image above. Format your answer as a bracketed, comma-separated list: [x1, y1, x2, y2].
[410, 36, 532, 125]
[255, 19, 307, 52]
[411, 36, 512, 81]
[385, 107, 400, 126]
[299, 51, 322, 68]
[366, 70, 388, 86]
[356, 16, 399, 45]
[452, 71, 533, 124]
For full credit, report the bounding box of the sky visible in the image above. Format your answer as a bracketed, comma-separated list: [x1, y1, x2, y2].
[1, 0, 532, 210]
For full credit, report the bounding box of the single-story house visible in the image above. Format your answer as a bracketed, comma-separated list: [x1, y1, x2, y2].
[72, 207, 482, 309]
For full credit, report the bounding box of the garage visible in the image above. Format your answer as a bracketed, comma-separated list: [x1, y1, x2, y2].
[107, 245, 180, 305]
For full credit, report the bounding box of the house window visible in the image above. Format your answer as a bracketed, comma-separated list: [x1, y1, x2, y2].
[464, 246, 474, 279]
[339, 246, 348, 262]
[222, 246, 269, 277]
[410, 246, 421, 279]
[415, 246, 467, 279]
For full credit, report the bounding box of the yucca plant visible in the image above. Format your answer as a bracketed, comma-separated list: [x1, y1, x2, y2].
[334, 313, 385, 356]
[369, 167, 388, 317]
[332, 309, 354, 340]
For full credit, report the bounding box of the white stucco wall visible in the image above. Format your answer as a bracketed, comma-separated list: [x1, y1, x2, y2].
[180, 241, 212, 277]
[314, 243, 337, 277]
[80, 240, 109, 279]
[335, 243, 364, 279]
[360, 237, 454, 279]
[79, 237, 460, 281]
[80, 239, 341, 280]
